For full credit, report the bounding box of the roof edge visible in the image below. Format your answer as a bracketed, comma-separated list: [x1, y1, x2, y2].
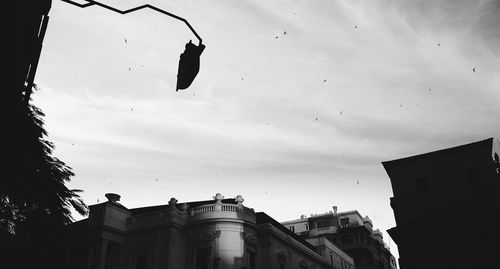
[382, 137, 493, 168]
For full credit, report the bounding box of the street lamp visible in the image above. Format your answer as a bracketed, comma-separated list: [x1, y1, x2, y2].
[61, 0, 205, 91]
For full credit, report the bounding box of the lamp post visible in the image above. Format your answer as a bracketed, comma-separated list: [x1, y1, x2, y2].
[61, 0, 205, 91]
[20, 0, 205, 103]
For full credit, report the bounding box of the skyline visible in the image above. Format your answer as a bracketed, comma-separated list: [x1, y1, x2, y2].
[34, 0, 500, 260]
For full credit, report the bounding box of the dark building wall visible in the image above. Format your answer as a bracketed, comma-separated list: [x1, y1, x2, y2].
[384, 138, 500, 269]
[384, 138, 499, 225]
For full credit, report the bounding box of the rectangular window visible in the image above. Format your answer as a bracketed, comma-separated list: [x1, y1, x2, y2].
[305, 223, 309, 231]
[288, 226, 295, 232]
[136, 255, 148, 269]
[249, 250, 256, 269]
[414, 177, 429, 192]
[195, 248, 209, 269]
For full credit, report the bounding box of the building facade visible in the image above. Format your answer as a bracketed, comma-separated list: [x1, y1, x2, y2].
[65, 193, 353, 269]
[281, 209, 396, 269]
[383, 138, 500, 269]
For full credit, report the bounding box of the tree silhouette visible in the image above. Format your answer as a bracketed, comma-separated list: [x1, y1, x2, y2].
[1, 84, 87, 268]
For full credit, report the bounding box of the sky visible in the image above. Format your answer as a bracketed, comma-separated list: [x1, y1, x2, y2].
[34, 0, 500, 260]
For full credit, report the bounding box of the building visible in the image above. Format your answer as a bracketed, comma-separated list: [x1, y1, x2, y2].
[281, 209, 396, 269]
[64, 193, 353, 269]
[383, 138, 500, 269]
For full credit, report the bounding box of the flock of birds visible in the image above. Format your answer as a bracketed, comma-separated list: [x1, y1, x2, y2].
[112, 27, 479, 191]
[119, 27, 481, 134]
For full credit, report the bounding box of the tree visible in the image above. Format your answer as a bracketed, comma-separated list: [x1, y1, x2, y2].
[1, 84, 87, 268]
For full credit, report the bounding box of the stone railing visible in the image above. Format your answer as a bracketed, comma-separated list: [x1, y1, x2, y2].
[191, 204, 216, 215]
[191, 203, 255, 216]
[189, 194, 256, 221]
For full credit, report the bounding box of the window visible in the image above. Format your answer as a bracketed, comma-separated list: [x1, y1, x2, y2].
[289, 226, 295, 232]
[135, 255, 148, 269]
[340, 218, 349, 227]
[195, 248, 209, 269]
[414, 177, 429, 192]
[248, 250, 256, 269]
[305, 223, 309, 231]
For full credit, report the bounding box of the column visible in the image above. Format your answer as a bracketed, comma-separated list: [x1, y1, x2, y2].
[97, 239, 109, 269]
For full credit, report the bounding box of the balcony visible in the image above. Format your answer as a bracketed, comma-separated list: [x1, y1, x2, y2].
[189, 200, 256, 224]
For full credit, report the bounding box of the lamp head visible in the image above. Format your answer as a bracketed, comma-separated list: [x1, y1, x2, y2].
[176, 40, 205, 91]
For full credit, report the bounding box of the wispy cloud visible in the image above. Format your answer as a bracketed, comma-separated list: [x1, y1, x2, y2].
[35, 0, 500, 259]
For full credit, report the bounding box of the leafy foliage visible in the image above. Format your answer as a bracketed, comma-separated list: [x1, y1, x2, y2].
[0, 85, 87, 267]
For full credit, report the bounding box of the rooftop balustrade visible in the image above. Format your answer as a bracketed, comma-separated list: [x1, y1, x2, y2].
[125, 194, 256, 230]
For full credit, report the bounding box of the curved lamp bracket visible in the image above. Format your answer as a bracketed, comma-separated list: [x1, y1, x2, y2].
[61, 0, 203, 45]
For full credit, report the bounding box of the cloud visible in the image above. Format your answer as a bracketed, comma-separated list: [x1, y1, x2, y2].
[35, 1, 500, 260]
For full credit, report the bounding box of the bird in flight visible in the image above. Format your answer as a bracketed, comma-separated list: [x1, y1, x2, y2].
[438, 43, 441, 46]
[284, 31, 287, 35]
[125, 38, 127, 44]
[354, 25, 358, 29]
[472, 67, 477, 72]
[323, 79, 327, 83]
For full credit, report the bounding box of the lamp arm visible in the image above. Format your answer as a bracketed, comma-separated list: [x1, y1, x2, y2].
[61, 0, 203, 45]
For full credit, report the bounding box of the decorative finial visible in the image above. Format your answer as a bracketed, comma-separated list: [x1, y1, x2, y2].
[235, 195, 244, 204]
[214, 193, 224, 201]
[105, 193, 120, 203]
[169, 197, 178, 205]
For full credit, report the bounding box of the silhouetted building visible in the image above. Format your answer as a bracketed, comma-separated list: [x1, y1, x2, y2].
[383, 138, 500, 269]
[282, 209, 395, 269]
[64, 193, 352, 269]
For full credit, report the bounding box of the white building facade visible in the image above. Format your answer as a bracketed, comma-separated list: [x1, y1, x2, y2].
[65, 193, 353, 269]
